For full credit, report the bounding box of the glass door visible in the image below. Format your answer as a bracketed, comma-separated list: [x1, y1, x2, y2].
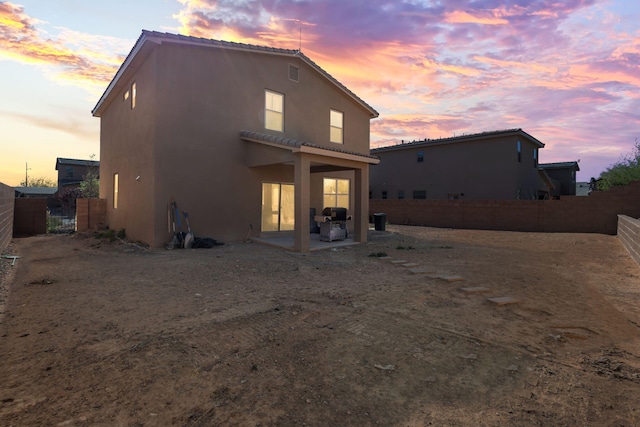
[261, 183, 295, 232]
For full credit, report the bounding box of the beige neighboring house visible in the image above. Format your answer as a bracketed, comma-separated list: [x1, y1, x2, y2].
[92, 30, 379, 251]
[370, 129, 550, 200]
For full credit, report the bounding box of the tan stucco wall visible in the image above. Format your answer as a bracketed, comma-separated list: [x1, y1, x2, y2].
[99, 41, 373, 248]
[370, 134, 542, 200]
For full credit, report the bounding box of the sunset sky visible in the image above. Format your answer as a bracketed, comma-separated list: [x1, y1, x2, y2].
[1, 0, 638, 186]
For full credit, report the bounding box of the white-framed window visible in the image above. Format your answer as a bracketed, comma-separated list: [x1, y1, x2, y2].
[113, 173, 119, 209]
[265, 90, 284, 132]
[330, 109, 343, 144]
[323, 178, 349, 210]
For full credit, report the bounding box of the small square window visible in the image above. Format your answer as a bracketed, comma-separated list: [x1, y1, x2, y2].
[382, 190, 388, 199]
[417, 151, 424, 163]
[123, 90, 130, 101]
[398, 190, 404, 199]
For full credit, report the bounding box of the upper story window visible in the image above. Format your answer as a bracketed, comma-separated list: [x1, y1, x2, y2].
[323, 178, 350, 210]
[533, 149, 538, 168]
[330, 110, 343, 144]
[265, 90, 284, 132]
[517, 140, 522, 163]
[123, 89, 130, 102]
[398, 190, 404, 199]
[131, 82, 137, 109]
[417, 151, 424, 163]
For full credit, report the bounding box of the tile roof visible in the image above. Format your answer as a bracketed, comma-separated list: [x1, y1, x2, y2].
[55, 158, 100, 169]
[240, 130, 380, 161]
[371, 128, 545, 152]
[14, 187, 58, 195]
[93, 30, 378, 118]
[539, 161, 580, 171]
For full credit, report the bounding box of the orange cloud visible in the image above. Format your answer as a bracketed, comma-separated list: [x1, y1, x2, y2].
[444, 10, 509, 25]
[0, 2, 123, 93]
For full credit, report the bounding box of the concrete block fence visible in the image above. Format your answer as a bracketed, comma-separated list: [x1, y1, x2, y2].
[370, 181, 640, 236]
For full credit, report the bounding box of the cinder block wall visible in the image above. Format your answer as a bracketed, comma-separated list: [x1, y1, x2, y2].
[0, 182, 15, 252]
[13, 198, 47, 236]
[76, 198, 107, 231]
[618, 215, 640, 267]
[370, 181, 640, 235]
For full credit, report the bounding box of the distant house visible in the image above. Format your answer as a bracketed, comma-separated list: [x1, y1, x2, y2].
[14, 187, 58, 198]
[370, 129, 549, 200]
[55, 158, 100, 192]
[539, 161, 580, 197]
[91, 30, 379, 251]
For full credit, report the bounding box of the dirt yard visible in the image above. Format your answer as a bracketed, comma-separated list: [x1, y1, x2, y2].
[1, 225, 640, 426]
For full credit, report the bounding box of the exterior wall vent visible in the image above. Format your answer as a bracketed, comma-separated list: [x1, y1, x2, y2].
[289, 64, 299, 82]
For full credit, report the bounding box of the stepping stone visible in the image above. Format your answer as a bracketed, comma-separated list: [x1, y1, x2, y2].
[487, 296, 520, 306]
[434, 275, 465, 283]
[390, 260, 409, 264]
[460, 286, 491, 294]
[402, 262, 420, 268]
[408, 267, 436, 275]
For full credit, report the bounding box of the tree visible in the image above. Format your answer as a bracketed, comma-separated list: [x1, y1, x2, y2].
[79, 169, 99, 198]
[20, 176, 56, 187]
[597, 138, 640, 191]
[79, 155, 100, 198]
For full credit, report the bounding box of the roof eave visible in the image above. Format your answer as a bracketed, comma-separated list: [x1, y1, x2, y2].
[92, 32, 156, 117]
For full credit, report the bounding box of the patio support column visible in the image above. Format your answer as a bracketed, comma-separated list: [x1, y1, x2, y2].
[353, 165, 369, 243]
[293, 153, 311, 252]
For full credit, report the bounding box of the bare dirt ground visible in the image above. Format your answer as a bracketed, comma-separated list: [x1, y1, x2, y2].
[1, 225, 640, 427]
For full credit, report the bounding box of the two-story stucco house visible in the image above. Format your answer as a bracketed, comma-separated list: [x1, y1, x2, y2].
[370, 129, 549, 201]
[92, 30, 379, 251]
[539, 161, 580, 197]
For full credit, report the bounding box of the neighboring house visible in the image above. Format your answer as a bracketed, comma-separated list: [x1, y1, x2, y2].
[576, 182, 590, 196]
[370, 129, 548, 200]
[14, 186, 58, 210]
[92, 30, 379, 251]
[539, 161, 580, 197]
[14, 187, 58, 198]
[55, 158, 100, 192]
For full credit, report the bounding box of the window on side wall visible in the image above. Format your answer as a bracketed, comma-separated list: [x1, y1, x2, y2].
[382, 190, 387, 199]
[330, 110, 343, 144]
[413, 190, 427, 199]
[113, 173, 119, 209]
[533, 149, 538, 168]
[398, 190, 404, 199]
[417, 151, 424, 162]
[131, 82, 137, 109]
[323, 178, 350, 210]
[265, 90, 284, 132]
[517, 140, 522, 163]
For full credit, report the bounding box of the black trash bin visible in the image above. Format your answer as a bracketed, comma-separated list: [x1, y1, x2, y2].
[373, 213, 386, 231]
